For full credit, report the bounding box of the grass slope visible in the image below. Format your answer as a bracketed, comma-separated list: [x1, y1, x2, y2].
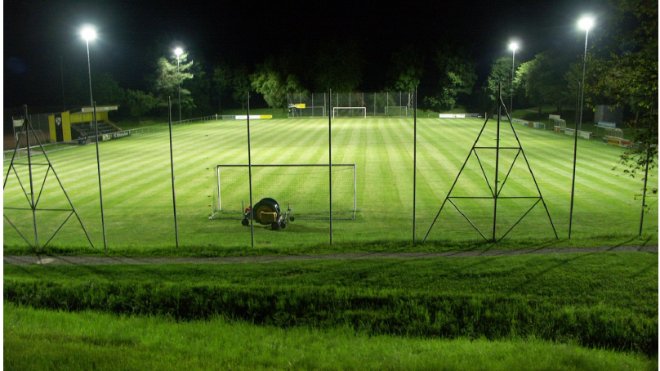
[4, 117, 657, 252]
[5, 304, 655, 371]
[5, 251, 657, 355]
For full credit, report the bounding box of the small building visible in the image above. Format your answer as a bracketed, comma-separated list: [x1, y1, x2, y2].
[48, 105, 121, 143]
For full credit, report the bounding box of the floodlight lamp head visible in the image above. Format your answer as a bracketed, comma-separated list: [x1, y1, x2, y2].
[578, 15, 595, 32]
[174, 47, 184, 57]
[508, 41, 520, 53]
[80, 25, 97, 42]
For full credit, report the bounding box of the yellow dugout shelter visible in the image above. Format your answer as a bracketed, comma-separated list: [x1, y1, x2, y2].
[48, 105, 118, 142]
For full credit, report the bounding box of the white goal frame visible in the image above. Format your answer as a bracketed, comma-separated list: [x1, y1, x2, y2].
[212, 163, 357, 220]
[332, 107, 367, 118]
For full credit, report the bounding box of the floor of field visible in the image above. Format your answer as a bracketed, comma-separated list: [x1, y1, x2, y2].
[4, 116, 658, 251]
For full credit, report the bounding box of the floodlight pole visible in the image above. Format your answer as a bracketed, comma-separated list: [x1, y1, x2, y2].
[509, 48, 516, 116]
[639, 111, 653, 236]
[412, 87, 418, 245]
[508, 41, 519, 115]
[176, 55, 181, 123]
[168, 96, 180, 248]
[492, 84, 502, 242]
[568, 22, 591, 239]
[328, 88, 333, 245]
[246, 92, 255, 249]
[85, 36, 108, 252]
[510, 48, 516, 114]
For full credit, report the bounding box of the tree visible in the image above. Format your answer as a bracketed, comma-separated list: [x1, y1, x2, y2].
[485, 57, 514, 105]
[387, 46, 423, 92]
[91, 73, 125, 106]
[124, 89, 158, 121]
[212, 63, 233, 112]
[591, 0, 657, 180]
[250, 59, 305, 110]
[311, 41, 363, 92]
[232, 66, 251, 109]
[512, 52, 570, 115]
[187, 58, 212, 115]
[425, 50, 476, 111]
[153, 52, 194, 112]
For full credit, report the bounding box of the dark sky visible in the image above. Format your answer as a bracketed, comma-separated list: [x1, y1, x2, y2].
[4, 0, 604, 108]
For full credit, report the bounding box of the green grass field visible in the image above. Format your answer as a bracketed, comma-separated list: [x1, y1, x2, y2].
[4, 117, 657, 252]
[5, 304, 655, 370]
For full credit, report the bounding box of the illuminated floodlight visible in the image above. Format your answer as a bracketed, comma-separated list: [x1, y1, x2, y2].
[508, 41, 519, 52]
[174, 47, 184, 57]
[577, 15, 595, 32]
[80, 25, 97, 42]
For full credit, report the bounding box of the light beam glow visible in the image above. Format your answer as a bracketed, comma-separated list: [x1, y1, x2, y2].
[508, 41, 519, 52]
[80, 25, 97, 42]
[578, 15, 595, 32]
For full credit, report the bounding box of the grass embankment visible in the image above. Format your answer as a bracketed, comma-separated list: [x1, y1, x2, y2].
[5, 304, 655, 370]
[5, 252, 657, 356]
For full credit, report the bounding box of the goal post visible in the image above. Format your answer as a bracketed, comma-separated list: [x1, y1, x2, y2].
[211, 163, 357, 220]
[332, 107, 367, 118]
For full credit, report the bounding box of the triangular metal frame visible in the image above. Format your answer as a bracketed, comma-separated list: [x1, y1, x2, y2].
[4, 105, 95, 249]
[423, 86, 558, 242]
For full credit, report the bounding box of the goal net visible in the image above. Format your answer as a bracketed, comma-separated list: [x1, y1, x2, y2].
[332, 107, 367, 118]
[210, 164, 357, 220]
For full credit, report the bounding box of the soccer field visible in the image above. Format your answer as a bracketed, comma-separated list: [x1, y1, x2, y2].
[4, 117, 657, 251]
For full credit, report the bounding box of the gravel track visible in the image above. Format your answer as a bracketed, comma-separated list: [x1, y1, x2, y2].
[4, 245, 657, 266]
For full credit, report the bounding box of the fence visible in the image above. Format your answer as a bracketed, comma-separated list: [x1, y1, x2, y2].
[4, 109, 54, 148]
[287, 92, 413, 117]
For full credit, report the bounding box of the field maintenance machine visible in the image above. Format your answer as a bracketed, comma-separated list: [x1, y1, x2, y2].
[241, 197, 294, 230]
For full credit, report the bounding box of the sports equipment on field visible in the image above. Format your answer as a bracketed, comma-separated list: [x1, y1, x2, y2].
[242, 197, 293, 230]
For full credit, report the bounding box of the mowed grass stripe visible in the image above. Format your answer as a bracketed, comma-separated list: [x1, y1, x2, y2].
[379, 117, 414, 210]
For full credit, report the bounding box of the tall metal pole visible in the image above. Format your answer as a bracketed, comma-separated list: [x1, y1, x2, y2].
[412, 87, 418, 244]
[168, 96, 179, 248]
[639, 113, 652, 236]
[568, 27, 590, 239]
[493, 84, 502, 242]
[24, 105, 39, 247]
[510, 48, 516, 114]
[246, 92, 255, 248]
[328, 89, 333, 245]
[86, 38, 107, 252]
[177, 55, 182, 123]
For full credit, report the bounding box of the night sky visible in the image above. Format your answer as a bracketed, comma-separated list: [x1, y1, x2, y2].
[4, 0, 604, 109]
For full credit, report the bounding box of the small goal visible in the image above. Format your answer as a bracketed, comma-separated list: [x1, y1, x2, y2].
[210, 163, 357, 221]
[332, 107, 367, 118]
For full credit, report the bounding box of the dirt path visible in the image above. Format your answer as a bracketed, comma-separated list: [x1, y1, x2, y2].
[3, 245, 656, 266]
